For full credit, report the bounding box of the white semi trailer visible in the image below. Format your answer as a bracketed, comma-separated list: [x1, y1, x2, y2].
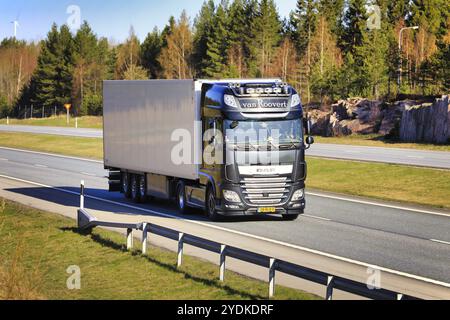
[103, 79, 314, 221]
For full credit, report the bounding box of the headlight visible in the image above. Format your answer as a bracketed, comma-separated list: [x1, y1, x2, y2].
[291, 189, 305, 202]
[223, 190, 241, 203]
[224, 95, 239, 108]
[291, 94, 301, 107]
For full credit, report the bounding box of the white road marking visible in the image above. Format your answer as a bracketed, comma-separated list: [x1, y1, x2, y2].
[0, 158, 8, 161]
[34, 164, 48, 168]
[430, 239, 450, 246]
[407, 156, 425, 159]
[303, 214, 332, 222]
[307, 192, 450, 218]
[1, 147, 449, 218]
[0, 173, 449, 288]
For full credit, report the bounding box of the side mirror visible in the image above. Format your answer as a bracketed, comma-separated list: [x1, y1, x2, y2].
[304, 118, 312, 136]
[306, 136, 315, 146]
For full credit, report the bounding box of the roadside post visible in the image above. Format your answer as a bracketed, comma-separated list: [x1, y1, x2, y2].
[64, 104, 71, 125]
[6, 116, 9, 125]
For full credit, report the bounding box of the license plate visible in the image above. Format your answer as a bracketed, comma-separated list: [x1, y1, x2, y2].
[258, 207, 276, 214]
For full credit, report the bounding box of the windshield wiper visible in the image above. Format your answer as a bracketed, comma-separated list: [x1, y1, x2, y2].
[233, 143, 258, 151]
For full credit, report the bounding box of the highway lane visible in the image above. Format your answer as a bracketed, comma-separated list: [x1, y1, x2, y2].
[0, 147, 449, 284]
[1, 124, 449, 169]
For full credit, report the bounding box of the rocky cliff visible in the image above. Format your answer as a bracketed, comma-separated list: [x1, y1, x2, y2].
[309, 95, 450, 144]
[399, 95, 450, 144]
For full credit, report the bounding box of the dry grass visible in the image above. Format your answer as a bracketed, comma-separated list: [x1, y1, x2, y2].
[0, 116, 103, 129]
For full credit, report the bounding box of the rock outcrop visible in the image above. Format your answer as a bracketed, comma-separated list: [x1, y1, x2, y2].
[309, 96, 449, 143]
[399, 95, 450, 144]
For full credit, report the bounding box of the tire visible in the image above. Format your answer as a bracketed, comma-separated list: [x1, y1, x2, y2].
[122, 172, 131, 199]
[282, 214, 299, 221]
[138, 175, 147, 203]
[206, 187, 221, 222]
[176, 182, 188, 215]
[130, 174, 141, 203]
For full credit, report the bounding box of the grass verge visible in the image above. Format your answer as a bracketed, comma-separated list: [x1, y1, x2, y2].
[0, 199, 317, 300]
[315, 135, 450, 152]
[0, 116, 103, 129]
[0, 132, 449, 210]
[0, 132, 102, 160]
[308, 157, 450, 209]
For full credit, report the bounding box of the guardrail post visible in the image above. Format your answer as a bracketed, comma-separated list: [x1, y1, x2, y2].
[269, 258, 276, 298]
[80, 180, 85, 210]
[397, 293, 404, 300]
[127, 228, 133, 250]
[220, 245, 227, 282]
[326, 276, 335, 300]
[177, 233, 184, 268]
[142, 223, 148, 255]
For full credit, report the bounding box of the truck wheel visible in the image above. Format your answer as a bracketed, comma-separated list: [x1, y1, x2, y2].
[206, 187, 221, 222]
[176, 182, 188, 215]
[122, 172, 131, 199]
[282, 214, 299, 221]
[130, 174, 141, 203]
[139, 175, 147, 203]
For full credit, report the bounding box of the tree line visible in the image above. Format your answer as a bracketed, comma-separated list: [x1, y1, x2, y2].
[0, 0, 448, 118]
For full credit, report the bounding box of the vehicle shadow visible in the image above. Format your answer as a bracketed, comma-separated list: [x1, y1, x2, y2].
[5, 186, 288, 223]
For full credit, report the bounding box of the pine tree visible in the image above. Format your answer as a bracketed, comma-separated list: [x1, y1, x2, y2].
[340, 0, 368, 54]
[33, 24, 74, 110]
[226, 0, 248, 77]
[192, 0, 216, 77]
[291, 0, 317, 55]
[251, 0, 282, 77]
[204, 2, 229, 78]
[141, 27, 164, 79]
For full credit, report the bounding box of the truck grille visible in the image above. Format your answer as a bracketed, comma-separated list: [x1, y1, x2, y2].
[241, 177, 291, 206]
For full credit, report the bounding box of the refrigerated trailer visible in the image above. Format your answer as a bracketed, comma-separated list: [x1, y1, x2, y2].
[104, 79, 314, 221]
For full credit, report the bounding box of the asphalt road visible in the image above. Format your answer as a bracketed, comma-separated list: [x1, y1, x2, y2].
[0, 147, 449, 285]
[1, 124, 449, 169]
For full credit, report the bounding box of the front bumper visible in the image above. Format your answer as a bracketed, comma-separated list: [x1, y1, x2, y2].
[216, 182, 306, 217]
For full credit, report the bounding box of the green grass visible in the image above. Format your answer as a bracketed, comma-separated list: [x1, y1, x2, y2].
[315, 135, 450, 152]
[0, 132, 102, 160]
[0, 132, 449, 210]
[308, 157, 450, 209]
[0, 116, 103, 129]
[0, 199, 317, 300]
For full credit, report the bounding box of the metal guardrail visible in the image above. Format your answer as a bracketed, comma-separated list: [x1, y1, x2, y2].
[76, 182, 448, 300]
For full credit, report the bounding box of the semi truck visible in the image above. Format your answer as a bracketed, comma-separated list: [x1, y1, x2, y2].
[103, 79, 314, 221]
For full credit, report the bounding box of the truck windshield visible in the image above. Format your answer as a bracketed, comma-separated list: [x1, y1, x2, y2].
[224, 119, 303, 150]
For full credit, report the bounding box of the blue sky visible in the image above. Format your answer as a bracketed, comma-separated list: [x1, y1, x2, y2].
[0, 0, 295, 43]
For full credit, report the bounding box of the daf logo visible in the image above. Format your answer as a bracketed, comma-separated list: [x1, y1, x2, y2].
[256, 168, 276, 174]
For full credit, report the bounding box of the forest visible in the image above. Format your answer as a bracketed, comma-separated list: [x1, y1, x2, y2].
[0, 0, 448, 117]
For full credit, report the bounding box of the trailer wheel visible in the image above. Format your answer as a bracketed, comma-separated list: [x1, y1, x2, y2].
[130, 174, 141, 203]
[122, 172, 131, 198]
[138, 175, 147, 203]
[206, 187, 221, 222]
[282, 214, 299, 221]
[176, 182, 188, 215]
